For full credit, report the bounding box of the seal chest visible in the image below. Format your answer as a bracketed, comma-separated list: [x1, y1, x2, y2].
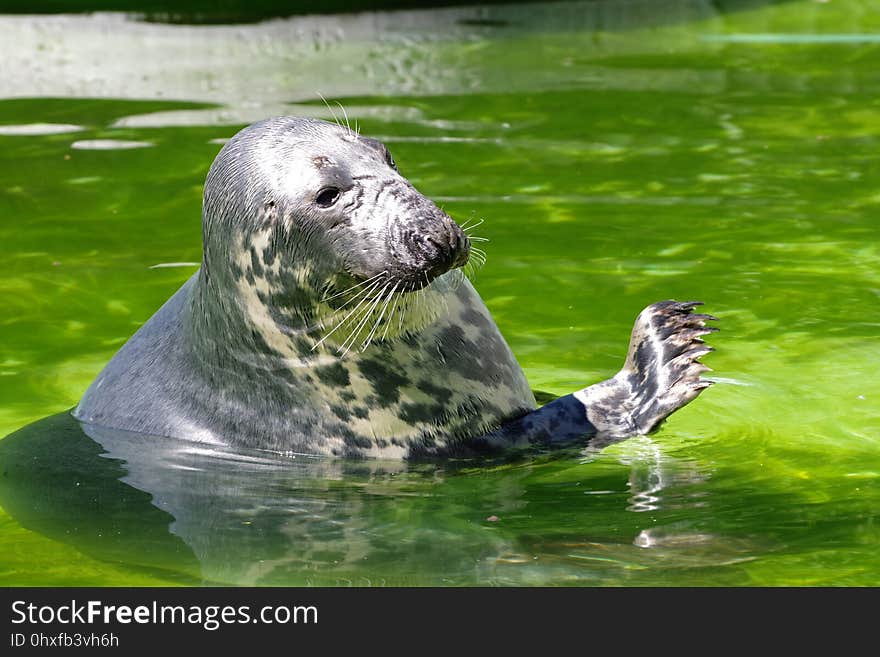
[73, 117, 537, 458]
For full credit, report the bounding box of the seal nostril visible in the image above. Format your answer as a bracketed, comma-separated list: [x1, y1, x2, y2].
[449, 230, 461, 253]
[426, 235, 443, 251]
[445, 227, 471, 266]
[426, 235, 455, 266]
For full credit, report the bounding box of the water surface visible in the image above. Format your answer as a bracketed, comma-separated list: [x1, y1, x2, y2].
[1, 0, 878, 586]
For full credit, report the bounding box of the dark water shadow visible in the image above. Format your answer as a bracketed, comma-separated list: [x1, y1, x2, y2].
[0, 413, 525, 585]
[0, 0, 796, 27]
[0, 412, 202, 584]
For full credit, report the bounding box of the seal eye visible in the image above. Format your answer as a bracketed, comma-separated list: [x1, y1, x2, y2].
[315, 186, 341, 208]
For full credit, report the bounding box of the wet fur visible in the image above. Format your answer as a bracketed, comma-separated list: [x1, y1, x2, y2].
[74, 117, 716, 459]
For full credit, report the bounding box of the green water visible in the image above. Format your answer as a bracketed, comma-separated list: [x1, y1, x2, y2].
[1, 0, 878, 586]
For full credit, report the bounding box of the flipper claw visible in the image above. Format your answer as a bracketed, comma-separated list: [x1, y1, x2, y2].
[571, 299, 719, 442]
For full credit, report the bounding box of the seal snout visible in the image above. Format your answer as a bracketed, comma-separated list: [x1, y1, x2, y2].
[401, 217, 470, 283]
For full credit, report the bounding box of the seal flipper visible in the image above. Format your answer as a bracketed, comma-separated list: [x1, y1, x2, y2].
[476, 301, 716, 453]
[574, 300, 716, 439]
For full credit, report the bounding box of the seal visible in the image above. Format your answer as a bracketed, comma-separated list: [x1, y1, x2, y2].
[73, 116, 716, 459]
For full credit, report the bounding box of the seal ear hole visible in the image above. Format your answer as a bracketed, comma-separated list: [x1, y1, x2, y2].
[315, 187, 341, 208]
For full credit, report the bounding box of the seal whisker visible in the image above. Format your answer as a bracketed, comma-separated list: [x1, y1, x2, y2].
[317, 294, 381, 352]
[333, 297, 378, 355]
[316, 92, 342, 129]
[362, 280, 400, 349]
[381, 282, 405, 342]
[352, 286, 389, 352]
[464, 246, 487, 280]
[312, 276, 386, 350]
[416, 287, 429, 329]
[340, 282, 390, 353]
[339, 282, 390, 355]
[399, 280, 416, 332]
[459, 217, 484, 232]
[320, 271, 386, 303]
[462, 217, 489, 263]
[469, 246, 487, 269]
[319, 273, 384, 315]
[334, 101, 353, 140]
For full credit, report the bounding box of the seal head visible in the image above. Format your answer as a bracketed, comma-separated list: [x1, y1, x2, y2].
[209, 120, 466, 292]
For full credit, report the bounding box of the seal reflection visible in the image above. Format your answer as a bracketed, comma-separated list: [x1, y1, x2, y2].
[0, 413, 521, 585]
